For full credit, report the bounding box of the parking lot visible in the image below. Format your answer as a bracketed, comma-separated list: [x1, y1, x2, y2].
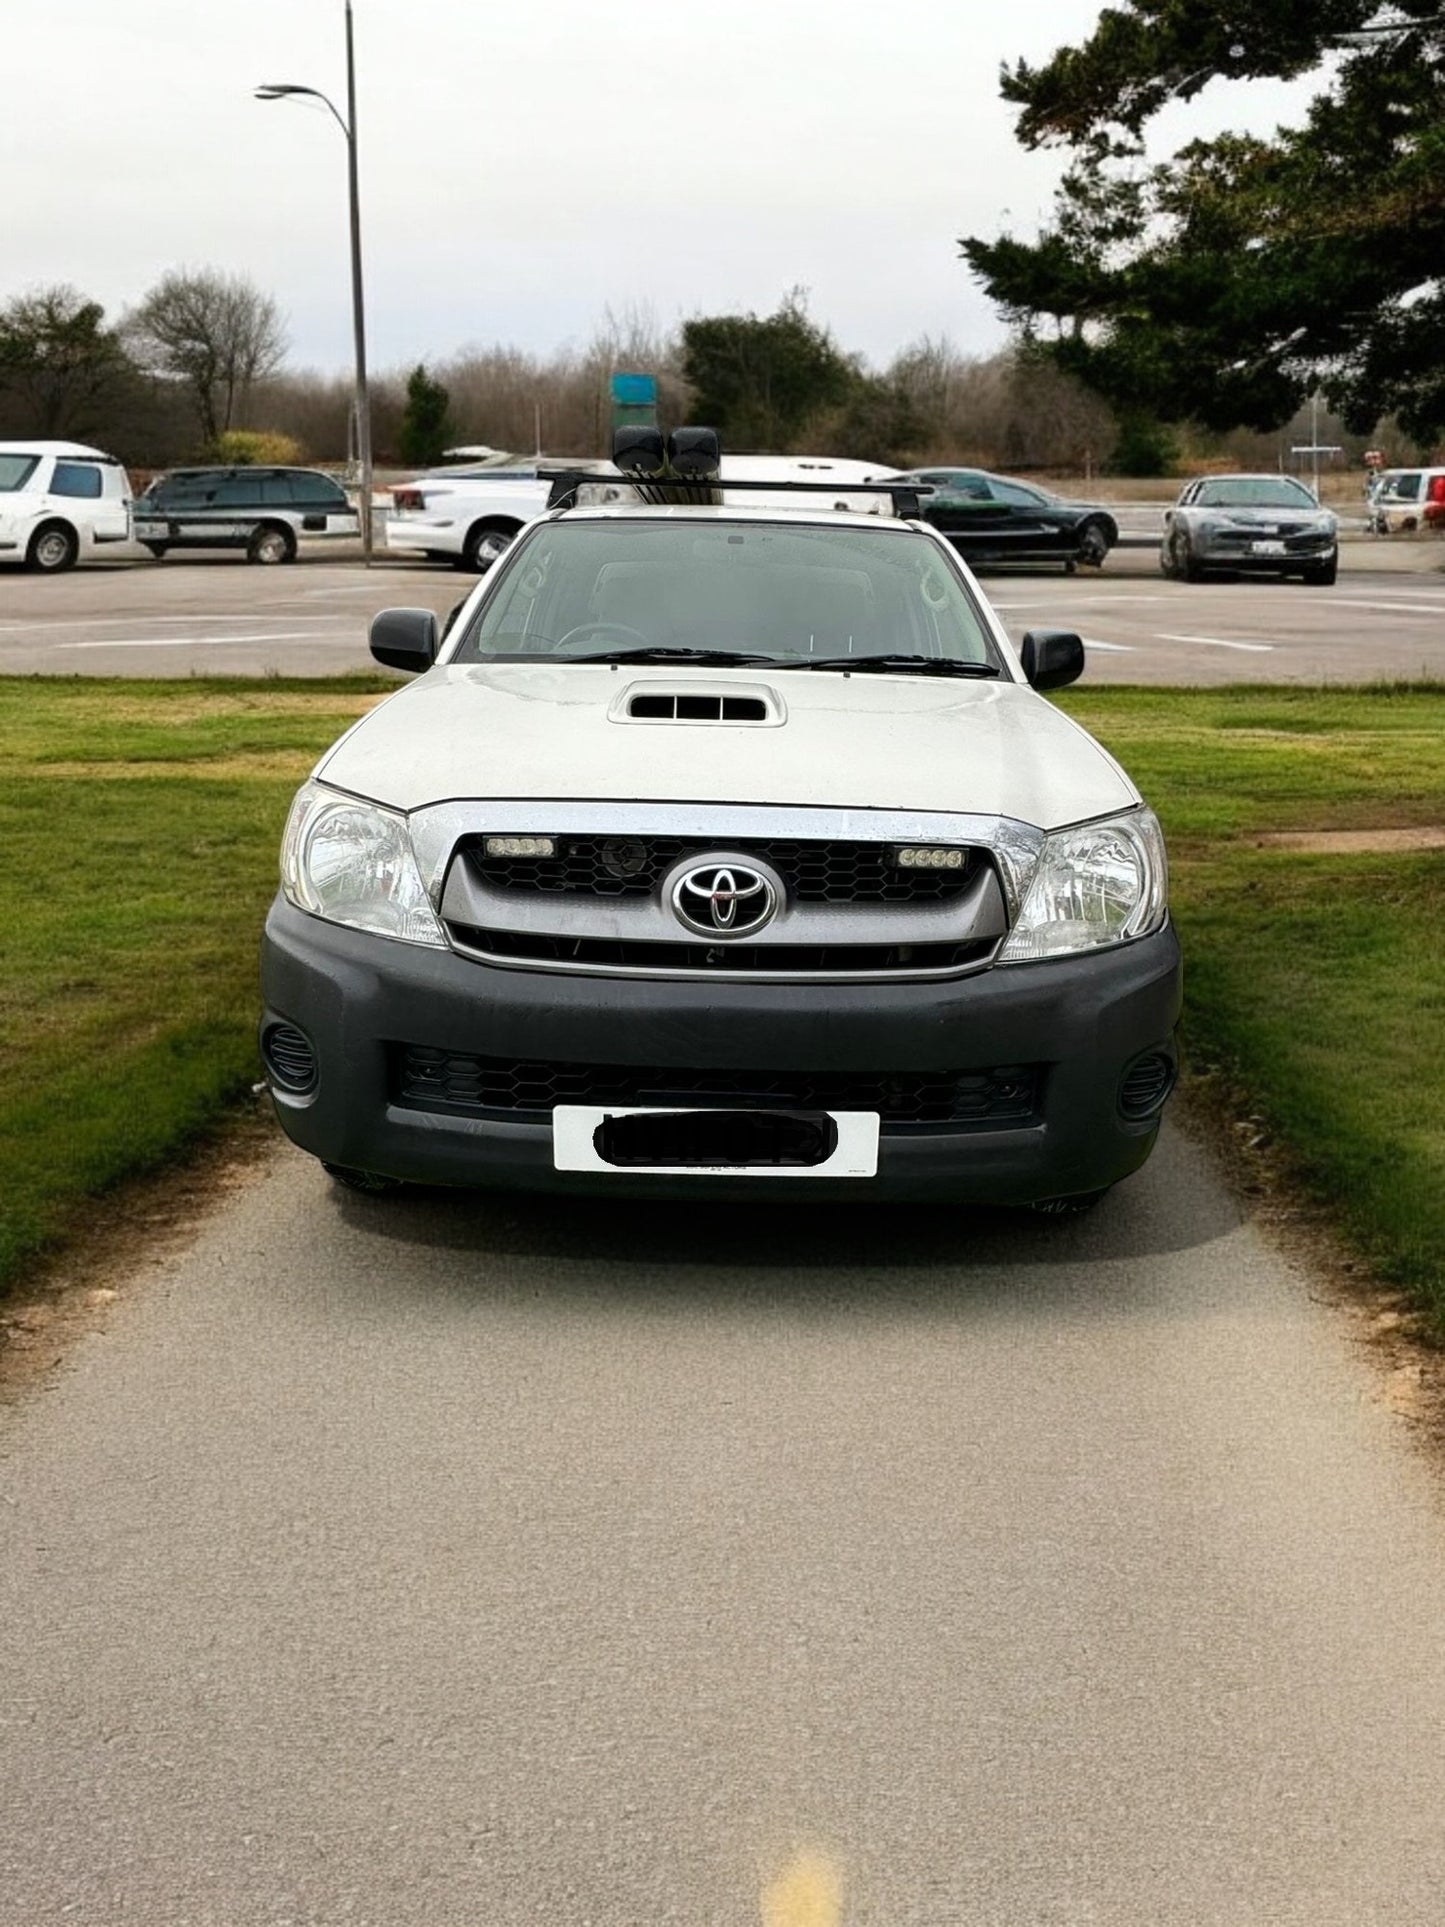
[0, 541, 1442, 683]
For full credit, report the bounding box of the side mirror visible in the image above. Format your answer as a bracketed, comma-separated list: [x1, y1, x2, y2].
[370, 607, 439, 674]
[1020, 628, 1085, 691]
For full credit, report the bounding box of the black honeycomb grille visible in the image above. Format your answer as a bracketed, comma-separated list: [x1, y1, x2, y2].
[468, 836, 976, 903]
[394, 1048, 1040, 1129]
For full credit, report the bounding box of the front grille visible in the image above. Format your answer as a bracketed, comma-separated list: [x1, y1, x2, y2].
[394, 1047, 1041, 1129]
[467, 836, 978, 904]
[447, 923, 995, 976]
[1210, 529, 1330, 553]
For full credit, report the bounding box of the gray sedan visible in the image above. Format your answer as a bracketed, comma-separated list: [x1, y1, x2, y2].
[1161, 474, 1337, 585]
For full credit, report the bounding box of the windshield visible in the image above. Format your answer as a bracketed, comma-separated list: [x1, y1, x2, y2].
[0, 455, 40, 491]
[1193, 478, 1319, 509]
[450, 519, 1001, 669]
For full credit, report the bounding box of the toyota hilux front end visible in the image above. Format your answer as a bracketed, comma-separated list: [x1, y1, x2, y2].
[260, 443, 1180, 1207]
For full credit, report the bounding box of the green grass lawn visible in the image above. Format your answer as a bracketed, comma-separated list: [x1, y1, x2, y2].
[1060, 684, 1445, 1314]
[3, 677, 1443, 1325]
[0, 677, 394, 1287]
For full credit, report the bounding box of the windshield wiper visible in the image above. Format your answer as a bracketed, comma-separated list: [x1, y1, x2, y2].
[566, 646, 783, 666]
[797, 654, 1001, 677]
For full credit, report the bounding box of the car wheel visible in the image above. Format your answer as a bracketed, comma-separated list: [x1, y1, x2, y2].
[26, 521, 79, 574]
[1303, 555, 1338, 586]
[1076, 519, 1110, 568]
[141, 542, 168, 559]
[1169, 532, 1204, 582]
[247, 523, 296, 565]
[321, 1162, 407, 1195]
[1062, 558, 1077, 575]
[462, 521, 517, 572]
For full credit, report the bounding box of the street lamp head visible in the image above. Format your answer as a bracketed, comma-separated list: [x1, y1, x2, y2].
[255, 83, 316, 100]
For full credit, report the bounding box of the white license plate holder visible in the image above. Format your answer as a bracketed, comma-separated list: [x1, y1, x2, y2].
[1251, 539, 1286, 555]
[553, 1106, 880, 1177]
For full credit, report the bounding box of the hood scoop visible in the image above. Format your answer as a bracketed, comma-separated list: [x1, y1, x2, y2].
[611, 681, 785, 726]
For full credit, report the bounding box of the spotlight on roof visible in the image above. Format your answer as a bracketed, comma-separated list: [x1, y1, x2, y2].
[611, 427, 667, 477]
[667, 427, 722, 479]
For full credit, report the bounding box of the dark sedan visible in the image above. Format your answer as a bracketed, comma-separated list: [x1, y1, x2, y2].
[892, 468, 1118, 572]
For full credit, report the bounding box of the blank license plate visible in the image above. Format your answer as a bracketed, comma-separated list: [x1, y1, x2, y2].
[1251, 539, 1286, 554]
[553, 1106, 880, 1176]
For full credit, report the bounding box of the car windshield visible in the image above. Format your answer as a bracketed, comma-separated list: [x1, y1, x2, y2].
[1192, 478, 1318, 509]
[450, 519, 1001, 669]
[0, 454, 40, 491]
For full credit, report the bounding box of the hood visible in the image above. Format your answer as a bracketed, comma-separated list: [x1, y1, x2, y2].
[318, 663, 1138, 830]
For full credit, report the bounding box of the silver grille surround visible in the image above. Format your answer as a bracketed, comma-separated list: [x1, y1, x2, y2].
[411, 801, 1043, 984]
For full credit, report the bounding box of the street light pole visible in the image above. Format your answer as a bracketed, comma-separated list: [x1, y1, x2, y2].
[256, 0, 373, 562]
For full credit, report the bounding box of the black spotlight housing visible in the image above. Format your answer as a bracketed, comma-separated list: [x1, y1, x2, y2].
[666, 426, 722, 479]
[611, 426, 667, 476]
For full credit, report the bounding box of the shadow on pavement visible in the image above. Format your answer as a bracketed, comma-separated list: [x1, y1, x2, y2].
[325, 1126, 1241, 1314]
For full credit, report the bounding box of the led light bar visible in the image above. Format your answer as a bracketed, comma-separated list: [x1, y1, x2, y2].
[484, 835, 556, 858]
[894, 846, 966, 870]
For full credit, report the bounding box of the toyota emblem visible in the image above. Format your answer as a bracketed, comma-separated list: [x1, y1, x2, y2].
[671, 861, 777, 938]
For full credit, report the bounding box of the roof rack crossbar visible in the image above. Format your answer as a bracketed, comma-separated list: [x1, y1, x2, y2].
[541, 472, 934, 518]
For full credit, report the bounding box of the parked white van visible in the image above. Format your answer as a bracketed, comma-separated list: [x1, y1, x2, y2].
[0, 440, 133, 572]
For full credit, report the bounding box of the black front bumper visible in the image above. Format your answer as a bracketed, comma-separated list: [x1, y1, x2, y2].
[259, 897, 1182, 1203]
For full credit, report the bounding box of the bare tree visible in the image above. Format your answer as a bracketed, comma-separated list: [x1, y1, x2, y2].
[125, 269, 287, 449]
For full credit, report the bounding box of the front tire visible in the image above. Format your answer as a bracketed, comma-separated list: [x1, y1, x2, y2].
[141, 541, 168, 559]
[26, 521, 79, 573]
[461, 520, 517, 572]
[247, 523, 296, 565]
[1076, 519, 1110, 569]
[1167, 531, 1204, 582]
[1303, 555, 1338, 586]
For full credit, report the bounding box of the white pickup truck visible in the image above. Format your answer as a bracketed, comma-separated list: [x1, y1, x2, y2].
[264, 433, 1180, 1209]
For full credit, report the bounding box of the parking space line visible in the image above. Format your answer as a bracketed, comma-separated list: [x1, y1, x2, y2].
[991, 594, 1173, 609]
[0, 614, 344, 632]
[1078, 637, 1135, 653]
[1305, 598, 1445, 615]
[1157, 632, 1275, 652]
[55, 632, 342, 650]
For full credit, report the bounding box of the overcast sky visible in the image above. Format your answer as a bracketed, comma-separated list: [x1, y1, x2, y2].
[6, 0, 1320, 376]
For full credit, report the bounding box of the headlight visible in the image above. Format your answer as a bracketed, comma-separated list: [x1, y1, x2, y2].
[280, 781, 446, 947]
[998, 807, 1168, 963]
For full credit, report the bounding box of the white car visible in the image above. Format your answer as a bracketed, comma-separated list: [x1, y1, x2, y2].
[262, 430, 1181, 1209]
[385, 462, 551, 571]
[0, 439, 132, 572]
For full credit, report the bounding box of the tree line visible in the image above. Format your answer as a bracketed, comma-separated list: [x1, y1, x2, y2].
[0, 271, 1406, 478]
[960, 0, 1445, 453]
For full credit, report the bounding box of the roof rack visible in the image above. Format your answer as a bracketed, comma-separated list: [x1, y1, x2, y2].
[540, 425, 933, 519]
[541, 471, 934, 518]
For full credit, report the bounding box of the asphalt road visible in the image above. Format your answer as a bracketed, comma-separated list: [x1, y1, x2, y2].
[1, 540, 1442, 683]
[4, 1128, 1445, 1925]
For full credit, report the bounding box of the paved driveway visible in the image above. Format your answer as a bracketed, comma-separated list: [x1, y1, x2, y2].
[3, 1127, 1445, 1925]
